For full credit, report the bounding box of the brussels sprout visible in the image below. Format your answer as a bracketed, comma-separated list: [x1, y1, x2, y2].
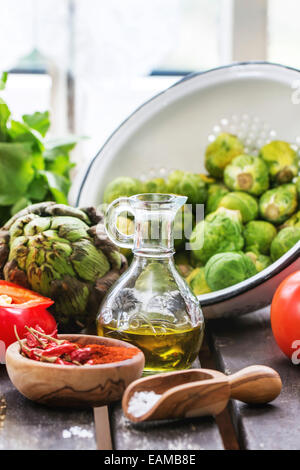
[245, 251, 271, 272]
[174, 205, 195, 250]
[296, 176, 300, 199]
[205, 252, 257, 291]
[103, 177, 144, 204]
[167, 170, 207, 204]
[186, 267, 211, 295]
[280, 210, 300, 229]
[270, 226, 300, 261]
[259, 184, 298, 225]
[205, 183, 229, 215]
[205, 133, 244, 178]
[218, 191, 258, 223]
[144, 177, 167, 193]
[243, 220, 277, 254]
[174, 251, 193, 278]
[198, 174, 216, 185]
[224, 154, 269, 196]
[116, 215, 134, 258]
[190, 207, 244, 265]
[259, 141, 298, 184]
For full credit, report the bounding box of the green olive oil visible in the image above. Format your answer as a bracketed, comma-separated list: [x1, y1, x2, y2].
[98, 323, 204, 373]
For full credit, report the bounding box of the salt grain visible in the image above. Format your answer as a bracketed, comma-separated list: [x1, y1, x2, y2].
[127, 391, 162, 417]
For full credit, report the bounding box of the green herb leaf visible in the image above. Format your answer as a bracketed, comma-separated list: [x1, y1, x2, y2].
[0, 72, 8, 91]
[22, 111, 50, 137]
[0, 98, 10, 141]
[8, 120, 44, 170]
[0, 143, 34, 205]
[44, 135, 81, 155]
[39, 170, 70, 204]
[27, 172, 49, 201]
[11, 197, 32, 215]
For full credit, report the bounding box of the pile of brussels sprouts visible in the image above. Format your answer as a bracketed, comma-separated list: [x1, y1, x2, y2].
[102, 133, 300, 295]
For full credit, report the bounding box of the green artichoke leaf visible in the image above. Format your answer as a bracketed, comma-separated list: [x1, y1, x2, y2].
[0, 143, 35, 205]
[71, 239, 110, 281]
[50, 276, 91, 327]
[27, 261, 62, 296]
[9, 213, 39, 239]
[50, 216, 89, 242]
[9, 236, 29, 271]
[22, 111, 50, 138]
[23, 216, 51, 236]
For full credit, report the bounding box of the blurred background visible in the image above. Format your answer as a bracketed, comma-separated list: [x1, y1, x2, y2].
[0, 0, 299, 169]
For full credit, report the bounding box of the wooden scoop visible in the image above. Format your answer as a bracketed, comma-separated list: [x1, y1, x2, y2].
[122, 365, 282, 423]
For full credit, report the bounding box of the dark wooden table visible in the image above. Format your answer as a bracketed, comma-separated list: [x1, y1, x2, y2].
[0, 306, 297, 450]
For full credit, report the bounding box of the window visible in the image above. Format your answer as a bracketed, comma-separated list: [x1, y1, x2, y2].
[0, 0, 299, 164]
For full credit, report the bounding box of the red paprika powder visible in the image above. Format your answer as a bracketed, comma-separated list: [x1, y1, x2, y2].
[16, 326, 139, 366]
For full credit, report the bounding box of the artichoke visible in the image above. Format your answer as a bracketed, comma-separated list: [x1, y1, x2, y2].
[0, 202, 127, 332]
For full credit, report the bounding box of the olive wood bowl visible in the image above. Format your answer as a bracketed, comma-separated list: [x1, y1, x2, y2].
[5, 334, 145, 408]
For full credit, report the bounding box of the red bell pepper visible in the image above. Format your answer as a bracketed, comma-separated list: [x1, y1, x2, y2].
[0, 281, 57, 354]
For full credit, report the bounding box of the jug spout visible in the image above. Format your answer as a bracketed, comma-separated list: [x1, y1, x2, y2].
[105, 193, 188, 257]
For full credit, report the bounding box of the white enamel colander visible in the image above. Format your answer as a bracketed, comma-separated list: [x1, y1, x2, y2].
[72, 62, 300, 319]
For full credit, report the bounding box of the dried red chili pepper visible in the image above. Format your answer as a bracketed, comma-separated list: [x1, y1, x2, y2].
[42, 343, 78, 357]
[69, 347, 93, 364]
[15, 325, 139, 366]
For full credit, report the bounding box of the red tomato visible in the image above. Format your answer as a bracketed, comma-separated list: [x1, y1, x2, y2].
[271, 271, 300, 359]
[0, 281, 56, 351]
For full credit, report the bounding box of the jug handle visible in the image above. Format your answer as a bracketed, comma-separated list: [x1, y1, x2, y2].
[105, 197, 135, 249]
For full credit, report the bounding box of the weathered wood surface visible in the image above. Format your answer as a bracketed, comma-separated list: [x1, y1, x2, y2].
[209, 306, 300, 450]
[109, 358, 224, 450]
[110, 402, 224, 450]
[0, 367, 96, 450]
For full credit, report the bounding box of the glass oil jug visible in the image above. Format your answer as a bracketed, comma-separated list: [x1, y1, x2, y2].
[97, 194, 204, 373]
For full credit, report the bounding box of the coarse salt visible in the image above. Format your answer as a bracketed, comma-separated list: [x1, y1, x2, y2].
[127, 390, 161, 418]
